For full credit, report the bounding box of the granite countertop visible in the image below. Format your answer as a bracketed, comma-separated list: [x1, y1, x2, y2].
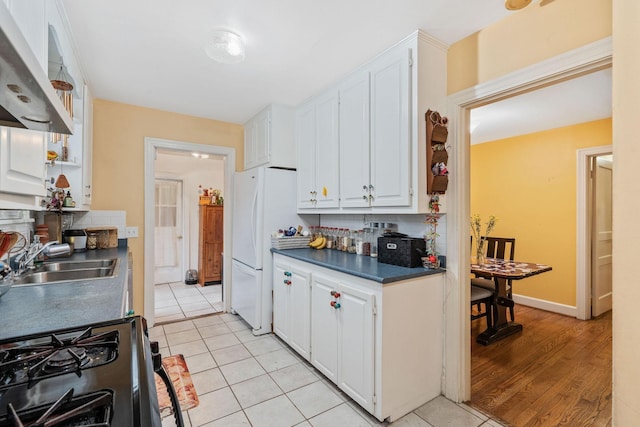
[0, 243, 130, 341]
[271, 248, 444, 284]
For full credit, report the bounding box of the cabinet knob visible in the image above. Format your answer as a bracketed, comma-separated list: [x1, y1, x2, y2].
[284, 271, 292, 277]
[330, 291, 341, 298]
[330, 301, 341, 309]
[362, 195, 367, 200]
[284, 280, 292, 285]
[362, 185, 368, 191]
[369, 184, 374, 191]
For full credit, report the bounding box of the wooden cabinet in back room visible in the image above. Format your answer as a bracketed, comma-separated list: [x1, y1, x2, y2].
[198, 205, 223, 285]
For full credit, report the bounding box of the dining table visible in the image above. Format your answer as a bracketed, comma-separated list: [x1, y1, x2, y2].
[471, 257, 552, 345]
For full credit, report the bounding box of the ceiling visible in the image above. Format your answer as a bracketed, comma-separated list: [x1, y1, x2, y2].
[59, 0, 611, 138]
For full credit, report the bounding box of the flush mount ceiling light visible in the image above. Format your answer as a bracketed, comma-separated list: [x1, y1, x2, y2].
[205, 30, 245, 64]
[505, 0, 532, 10]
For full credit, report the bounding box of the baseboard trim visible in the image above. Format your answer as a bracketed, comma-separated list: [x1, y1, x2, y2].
[512, 294, 577, 318]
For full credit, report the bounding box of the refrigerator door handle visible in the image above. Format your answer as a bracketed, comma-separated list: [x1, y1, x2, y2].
[250, 185, 258, 254]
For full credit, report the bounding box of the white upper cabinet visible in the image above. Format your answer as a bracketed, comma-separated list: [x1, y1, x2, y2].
[5, 0, 47, 71]
[0, 0, 47, 200]
[244, 104, 295, 170]
[369, 45, 411, 207]
[0, 128, 47, 197]
[296, 30, 447, 213]
[338, 71, 371, 208]
[296, 89, 340, 210]
[43, 1, 92, 209]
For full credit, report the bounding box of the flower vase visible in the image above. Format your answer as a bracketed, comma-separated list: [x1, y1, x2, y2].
[474, 239, 486, 265]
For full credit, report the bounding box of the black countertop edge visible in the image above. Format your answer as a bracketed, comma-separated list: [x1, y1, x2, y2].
[271, 248, 444, 284]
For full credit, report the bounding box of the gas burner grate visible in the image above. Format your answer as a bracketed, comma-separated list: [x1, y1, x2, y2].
[0, 388, 112, 427]
[0, 328, 119, 387]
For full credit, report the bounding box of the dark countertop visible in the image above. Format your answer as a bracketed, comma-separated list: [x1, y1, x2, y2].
[0, 243, 130, 341]
[271, 248, 444, 284]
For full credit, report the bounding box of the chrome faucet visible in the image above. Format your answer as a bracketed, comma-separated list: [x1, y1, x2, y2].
[14, 240, 71, 276]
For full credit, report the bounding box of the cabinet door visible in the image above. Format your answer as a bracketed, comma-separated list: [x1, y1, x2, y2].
[82, 84, 93, 206]
[295, 101, 317, 209]
[311, 273, 339, 383]
[0, 128, 46, 196]
[289, 267, 311, 360]
[273, 262, 291, 343]
[339, 71, 371, 208]
[338, 282, 376, 412]
[313, 90, 340, 209]
[369, 47, 411, 207]
[7, 0, 47, 71]
[245, 108, 271, 170]
[253, 108, 270, 168]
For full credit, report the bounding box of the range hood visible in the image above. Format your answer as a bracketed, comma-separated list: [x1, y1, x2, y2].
[0, 1, 73, 134]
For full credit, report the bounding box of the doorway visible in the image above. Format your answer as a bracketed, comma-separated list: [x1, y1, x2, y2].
[443, 37, 612, 402]
[144, 137, 235, 326]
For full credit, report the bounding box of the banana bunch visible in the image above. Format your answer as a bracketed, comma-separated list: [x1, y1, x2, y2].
[309, 236, 327, 250]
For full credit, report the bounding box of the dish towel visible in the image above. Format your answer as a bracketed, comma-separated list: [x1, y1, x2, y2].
[155, 354, 199, 417]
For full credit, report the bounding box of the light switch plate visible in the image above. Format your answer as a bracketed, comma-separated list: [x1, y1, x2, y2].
[125, 226, 138, 238]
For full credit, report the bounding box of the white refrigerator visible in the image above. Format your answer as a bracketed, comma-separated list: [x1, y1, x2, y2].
[231, 167, 315, 335]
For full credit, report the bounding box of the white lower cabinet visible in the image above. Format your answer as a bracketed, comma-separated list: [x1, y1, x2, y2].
[311, 273, 375, 413]
[272, 253, 444, 422]
[273, 260, 311, 361]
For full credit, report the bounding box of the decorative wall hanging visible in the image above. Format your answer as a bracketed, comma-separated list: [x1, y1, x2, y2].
[425, 109, 450, 194]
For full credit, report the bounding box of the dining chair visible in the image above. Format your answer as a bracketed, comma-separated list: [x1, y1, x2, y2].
[472, 236, 516, 321]
[471, 285, 494, 329]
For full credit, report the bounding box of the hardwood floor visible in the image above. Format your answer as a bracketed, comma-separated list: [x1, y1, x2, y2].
[470, 305, 612, 427]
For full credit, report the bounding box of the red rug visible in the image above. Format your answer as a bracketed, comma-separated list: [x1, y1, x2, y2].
[155, 354, 199, 417]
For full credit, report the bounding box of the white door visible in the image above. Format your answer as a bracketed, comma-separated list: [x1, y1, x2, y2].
[314, 90, 341, 209]
[369, 46, 411, 207]
[311, 273, 340, 383]
[273, 262, 291, 342]
[591, 156, 613, 316]
[154, 179, 184, 284]
[289, 266, 311, 360]
[338, 282, 375, 412]
[0, 128, 46, 196]
[339, 70, 371, 208]
[296, 101, 317, 209]
[231, 259, 261, 330]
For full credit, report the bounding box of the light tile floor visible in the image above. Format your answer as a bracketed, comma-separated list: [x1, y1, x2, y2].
[154, 282, 223, 324]
[151, 313, 506, 427]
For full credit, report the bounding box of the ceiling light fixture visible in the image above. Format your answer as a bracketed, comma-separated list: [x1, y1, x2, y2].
[205, 30, 245, 64]
[504, 0, 532, 10]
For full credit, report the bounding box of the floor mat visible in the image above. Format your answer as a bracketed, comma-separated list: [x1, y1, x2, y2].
[155, 354, 199, 417]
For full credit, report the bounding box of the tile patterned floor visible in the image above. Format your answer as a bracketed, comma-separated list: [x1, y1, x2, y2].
[152, 313, 506, 427]
[154, 282, 223, 323]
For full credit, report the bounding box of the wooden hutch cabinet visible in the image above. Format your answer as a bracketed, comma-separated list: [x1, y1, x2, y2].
[198, 205, 223, 285]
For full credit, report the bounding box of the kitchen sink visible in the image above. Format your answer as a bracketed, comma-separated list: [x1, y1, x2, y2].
[39, 259, 117, 272]
[13, 258, 118, 286]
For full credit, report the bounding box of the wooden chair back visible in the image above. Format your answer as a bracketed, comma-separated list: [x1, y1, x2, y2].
[483, 237, 516, 261]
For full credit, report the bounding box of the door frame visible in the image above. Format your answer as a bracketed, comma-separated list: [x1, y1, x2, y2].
[576, 146, 613, 320]
[144, 137, 235, 326]
[444, 37, 612, 402]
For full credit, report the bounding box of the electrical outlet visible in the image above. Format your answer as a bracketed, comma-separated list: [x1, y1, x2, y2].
[125, 226, 138, 238]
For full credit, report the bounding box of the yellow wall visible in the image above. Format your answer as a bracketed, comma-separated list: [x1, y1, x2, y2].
[91, 100, 243, 315]
[470, 119, 611, 306]
[447, 0, 612, 94]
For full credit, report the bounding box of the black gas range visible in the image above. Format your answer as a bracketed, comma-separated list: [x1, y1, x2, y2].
[0, 316, 183, 427]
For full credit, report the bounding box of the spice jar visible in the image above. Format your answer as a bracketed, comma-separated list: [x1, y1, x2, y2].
[86, 231, 99, 250]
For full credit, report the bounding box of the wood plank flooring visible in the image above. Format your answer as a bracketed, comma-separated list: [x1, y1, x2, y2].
[470, 305, 612, 427]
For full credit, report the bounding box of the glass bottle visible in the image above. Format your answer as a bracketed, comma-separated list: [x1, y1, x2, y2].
[361, 228, 371, 256]
[369, 223, 379, 257]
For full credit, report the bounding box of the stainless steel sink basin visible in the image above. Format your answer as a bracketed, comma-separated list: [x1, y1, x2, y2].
[13, 258, 118, 286]
[40, 259, 117, 272]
